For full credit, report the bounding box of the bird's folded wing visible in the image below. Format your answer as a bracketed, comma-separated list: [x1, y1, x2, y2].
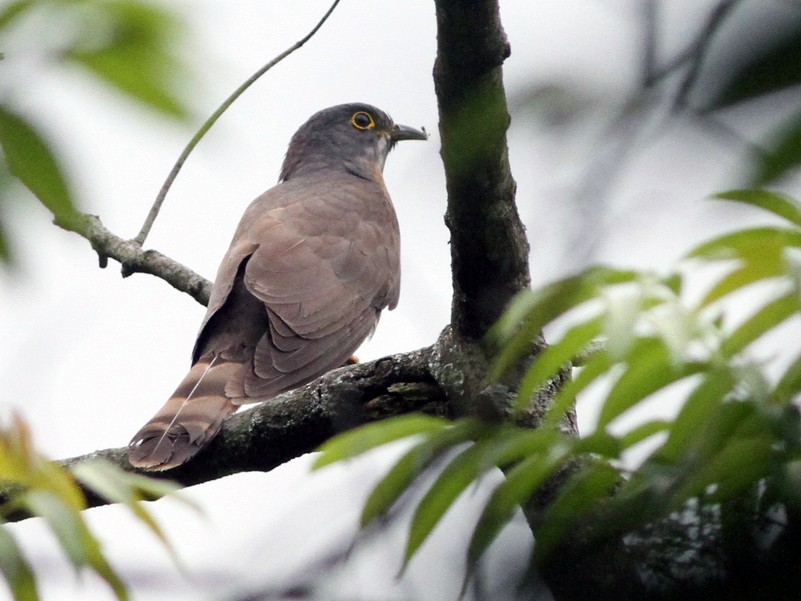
[200, 181, 399, 401]
[239, 209, 389, 398]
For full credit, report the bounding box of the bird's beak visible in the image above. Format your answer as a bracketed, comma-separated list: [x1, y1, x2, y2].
[390, 123, 428, 142]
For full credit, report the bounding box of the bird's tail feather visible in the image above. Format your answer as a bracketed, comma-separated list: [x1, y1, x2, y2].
[128, 355, 239, 471]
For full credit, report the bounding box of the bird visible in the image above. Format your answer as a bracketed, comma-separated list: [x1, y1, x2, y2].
[128, 103, 427, 471]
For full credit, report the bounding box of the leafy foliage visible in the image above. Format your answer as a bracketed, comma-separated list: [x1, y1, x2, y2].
[0, 105, 78, 224]
[0, 414, 183, 601]
[0, 0, 191, 264]
[703, 24, 801, 112]
[61, 0, 191, 119]
[681, 13, 801, 185]
[316, 190, 801, 588]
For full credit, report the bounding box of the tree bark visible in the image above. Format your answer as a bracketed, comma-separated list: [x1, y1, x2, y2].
[434, 0, 530, 340]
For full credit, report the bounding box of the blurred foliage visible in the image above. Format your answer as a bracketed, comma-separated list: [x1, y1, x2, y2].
[60, 0, 191, 119]
[0, 413, 184, 601]
[0, 105, 78, 224]
[316, 190, 801, 591]
[702, 20, 801, 112]
[695, 13, 801, 186]
[0, 0, 192, 264]
[514, 2, 801, 192]
[751, 113, 801, 187]
[0, 0, 191, 117]
[0, 3, 193, 597]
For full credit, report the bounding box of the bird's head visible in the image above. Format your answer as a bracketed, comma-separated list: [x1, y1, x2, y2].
[279, 103, 427, 182]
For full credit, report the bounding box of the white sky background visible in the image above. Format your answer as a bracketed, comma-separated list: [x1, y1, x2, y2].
[2, 1, 801, 599]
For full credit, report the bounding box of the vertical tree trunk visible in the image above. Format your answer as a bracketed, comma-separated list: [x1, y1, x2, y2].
[433, 0, 531, 340]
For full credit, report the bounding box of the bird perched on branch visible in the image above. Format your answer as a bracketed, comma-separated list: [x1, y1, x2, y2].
[128, 103, 427, 470]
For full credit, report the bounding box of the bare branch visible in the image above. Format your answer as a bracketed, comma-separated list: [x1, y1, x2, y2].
[640, 0, 659, 87]
[134, 0, 343, 247]
[56, 212, 211, 305]
[671, 0, 742, 110]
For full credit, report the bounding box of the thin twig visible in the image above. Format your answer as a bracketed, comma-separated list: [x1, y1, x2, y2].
[640, 0, 658, 87]
[133, 0, 342, 246]
[669, 0, 742, 109]
[648, 0, 741, 87]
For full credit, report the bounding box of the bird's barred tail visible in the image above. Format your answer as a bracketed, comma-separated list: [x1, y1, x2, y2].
[128, 355, 239, 471]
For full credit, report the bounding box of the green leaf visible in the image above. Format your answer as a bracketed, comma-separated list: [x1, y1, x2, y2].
[405, 442, 493, 566]
[598, 337, 706, 428]
[515, 315, 603, 411]
[0, 104, 78, 219]
[774, 351, 801, 402]
[0, 165, 15, 263]
[0, 218, 10, 264]
[768, 404, 801, 451]
[691, 224, 801, 306]
[71, 460, 185, 558]
[619, 420, 671, 449]
[361, 419, 486, 528]
[669, 435, 776, 511]
[700, 259, 785, 307]
[24, 491, 88, 569]
[313, 414, 448, 469]
[753, 119, 801, 185]
[466, 437, 574, 572]
[663, 272, 683, 295]
[543, 349, 613, 428]
[489, 267, 637, 378]
[712, 190, 801, 227]
[721, 292, 800, 357]
[24, 491, 127, 600]
[71, 460, 181, 503]
[404, 428, 560, 566]
[599, 461, 676, 533]
[656, 370, 735, 463]
[573, 429, 621, 458]
[0, 526, 38, 601]
[63, 0, 190, 119]
[534, 463, 620, 562]
[682, 401, 765, 475]
[0, 0, 32, 32]
[689, 227, 801, 261]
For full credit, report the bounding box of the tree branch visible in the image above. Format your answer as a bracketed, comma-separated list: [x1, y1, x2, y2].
[2, 347, 445, 520]
[55, 212, 211, 306]
[433, 0, 530, 340]
[671, 0, 742, 111]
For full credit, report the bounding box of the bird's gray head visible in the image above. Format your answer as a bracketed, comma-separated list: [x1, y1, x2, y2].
[279, 103, 427, 182]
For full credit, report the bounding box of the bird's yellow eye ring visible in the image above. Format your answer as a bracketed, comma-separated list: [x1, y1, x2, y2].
[351, 111, 375, 130]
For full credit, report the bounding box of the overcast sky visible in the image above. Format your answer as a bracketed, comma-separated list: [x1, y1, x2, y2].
[3, 1, 800, 600]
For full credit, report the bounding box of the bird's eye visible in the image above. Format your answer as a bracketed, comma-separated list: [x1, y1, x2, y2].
[350, 111, 375, 130]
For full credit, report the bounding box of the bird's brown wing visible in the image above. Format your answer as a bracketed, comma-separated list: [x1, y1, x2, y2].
[190, 175, 401, 400]
[230, 175, 401, 400]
